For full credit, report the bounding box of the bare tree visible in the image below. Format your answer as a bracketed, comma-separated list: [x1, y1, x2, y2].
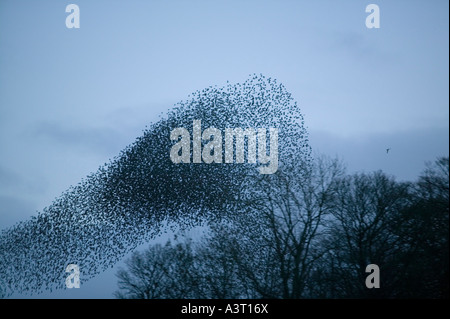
[115, 240, 198, 299]
[194, 226, 246, 298]
[323, 171, 412, 298]
[219, 156, 345, 298]
[392, 157, 449, 298]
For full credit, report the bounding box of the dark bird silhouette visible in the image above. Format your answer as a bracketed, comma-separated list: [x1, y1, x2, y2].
[386, 148, 391, 154]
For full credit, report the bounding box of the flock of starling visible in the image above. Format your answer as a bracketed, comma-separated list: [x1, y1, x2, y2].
[0, 74, 311, 297]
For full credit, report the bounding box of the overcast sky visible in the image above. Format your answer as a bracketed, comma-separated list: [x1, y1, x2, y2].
[0, 0, 448, 298]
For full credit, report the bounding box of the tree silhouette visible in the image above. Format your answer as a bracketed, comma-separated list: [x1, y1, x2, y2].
[309, 157, 449, 298]
[222, 156, 344, 298]
[390, 157, 449, 298]
[115, 240, 198, 299]
[113, 157, 449, 299]
[320, 171, 412, 298]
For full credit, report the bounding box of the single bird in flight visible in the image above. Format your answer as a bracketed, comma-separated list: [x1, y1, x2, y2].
[386, 148, 391, 154]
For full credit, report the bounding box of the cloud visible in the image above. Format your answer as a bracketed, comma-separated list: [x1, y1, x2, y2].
[29, 121, 126, 156]
[0, 165, 22, 189]
[327, 31, 397, 65]
[0, 195, 37, 230]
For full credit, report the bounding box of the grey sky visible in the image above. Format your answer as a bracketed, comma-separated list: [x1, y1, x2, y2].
[0, 0, 448, 297]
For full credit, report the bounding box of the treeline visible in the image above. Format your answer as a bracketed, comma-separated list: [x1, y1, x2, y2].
[115, 156, 449, 299]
